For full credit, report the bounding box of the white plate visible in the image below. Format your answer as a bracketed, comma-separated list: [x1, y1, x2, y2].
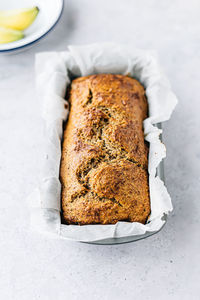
[0, 0, 64, 53]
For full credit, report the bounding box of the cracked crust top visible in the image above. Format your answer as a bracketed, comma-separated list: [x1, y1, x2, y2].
[60, 74, 150, 225]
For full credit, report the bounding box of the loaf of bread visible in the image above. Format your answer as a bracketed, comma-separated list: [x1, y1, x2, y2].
[60, 74, 150, 225]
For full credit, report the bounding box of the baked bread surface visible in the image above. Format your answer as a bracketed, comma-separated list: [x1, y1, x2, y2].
[60, 74, 150, 224]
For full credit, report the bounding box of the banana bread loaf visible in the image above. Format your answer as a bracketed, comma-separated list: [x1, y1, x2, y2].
[60, 74, 150, 225]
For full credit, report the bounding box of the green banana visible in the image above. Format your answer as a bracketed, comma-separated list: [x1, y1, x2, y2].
[0, 26, 24, 44]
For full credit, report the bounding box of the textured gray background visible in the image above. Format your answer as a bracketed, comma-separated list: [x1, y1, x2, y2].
[0, 0, 200, 299]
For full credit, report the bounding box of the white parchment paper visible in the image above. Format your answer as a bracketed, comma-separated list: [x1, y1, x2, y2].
[30, 43, 178, 242]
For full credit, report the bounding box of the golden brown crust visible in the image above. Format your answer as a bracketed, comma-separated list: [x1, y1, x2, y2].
[60, 74, 150, 225]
